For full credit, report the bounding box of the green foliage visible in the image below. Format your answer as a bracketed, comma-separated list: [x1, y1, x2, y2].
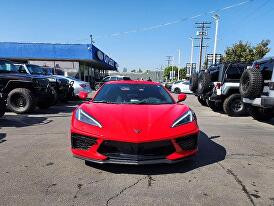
[163, 66, 187, 80]
[223, 40, 271, 63]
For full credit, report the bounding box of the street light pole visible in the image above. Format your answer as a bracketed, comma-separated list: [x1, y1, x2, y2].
[178, 49, 181, 80]
[189, 37, 194, 75]
[212, 14, 220, 65]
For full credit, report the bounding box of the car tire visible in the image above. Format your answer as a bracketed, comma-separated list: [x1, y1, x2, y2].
[197, 96, 208, 107]
[248, 106, 273, 121]
[206, 99, 222, 112]
[240, 68, 263, 98]
[189, 73, 198, 92]
[174, 88, 181, 94]
[223, 94, 247, 116]
[197, 71, 211, 94]
[7, 88, 36, 114]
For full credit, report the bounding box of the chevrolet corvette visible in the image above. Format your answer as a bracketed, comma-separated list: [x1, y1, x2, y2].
[71, 80, 199, 165]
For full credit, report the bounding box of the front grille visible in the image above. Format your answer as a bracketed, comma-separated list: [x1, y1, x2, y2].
[98, 140, 175, 161]
[71, 134, 97, 150]
[176, 134, 198, 151]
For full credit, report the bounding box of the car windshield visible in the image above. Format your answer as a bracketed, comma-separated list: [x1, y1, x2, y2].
[26, 65, 45, 75]
[93, 83, 174, 104]
[0, 61, 18, 73]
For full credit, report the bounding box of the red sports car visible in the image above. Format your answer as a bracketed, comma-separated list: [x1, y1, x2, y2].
[71, 80, 199, 165]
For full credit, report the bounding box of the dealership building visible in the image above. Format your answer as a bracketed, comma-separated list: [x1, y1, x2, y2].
[0, 42, 118, 83]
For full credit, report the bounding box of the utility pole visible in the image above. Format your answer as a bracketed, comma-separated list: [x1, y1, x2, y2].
[212, 14, 220, 65]
[178, 49, 181, 80]
[195, 22, 211, 71]
[189, 37, 194, 75]
[166, 56, 173, 67]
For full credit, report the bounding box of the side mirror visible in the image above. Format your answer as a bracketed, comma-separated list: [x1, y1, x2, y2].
[177, 93, 187, 102]
[79, 91, 88, 100]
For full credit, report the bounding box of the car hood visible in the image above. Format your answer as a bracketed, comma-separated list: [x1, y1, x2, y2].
[73, 103, 197, 142]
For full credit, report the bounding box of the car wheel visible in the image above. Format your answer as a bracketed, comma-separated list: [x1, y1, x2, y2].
[174, 88, 181, 94]
[223, 94, 247, 116]
[189, 73, 198, 92]
[7, 88, 36, 114]
[240, 68, 263, 98]
[197, 96, 208, 107]
[248, 106, 273, 121]
[197, 71, 212, 94]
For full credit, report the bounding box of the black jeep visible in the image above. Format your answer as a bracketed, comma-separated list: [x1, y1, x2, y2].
[15, 64, 73, 104]
[0, 60, 53, 113]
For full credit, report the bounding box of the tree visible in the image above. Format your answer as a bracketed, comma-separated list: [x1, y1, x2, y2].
[223, 40, 271, 63]
[131, 69, 136, 73]
[138, 68, 143, 73]
[163, 66, 187, 80]
[122, 67, 127, 73]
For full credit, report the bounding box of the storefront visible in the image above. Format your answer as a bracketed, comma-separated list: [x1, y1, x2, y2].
[0, 42, 118, 84]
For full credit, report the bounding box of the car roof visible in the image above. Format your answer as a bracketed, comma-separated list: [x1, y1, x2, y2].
[105, 80, 160, 85]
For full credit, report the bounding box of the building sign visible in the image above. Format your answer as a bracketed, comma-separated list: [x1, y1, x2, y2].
[207, 54, 222, 67]
[186, 63, 196, 77]
[95, 47, 117, 69]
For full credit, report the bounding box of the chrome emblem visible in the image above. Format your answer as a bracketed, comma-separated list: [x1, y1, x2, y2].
[134, 129, 142, 134]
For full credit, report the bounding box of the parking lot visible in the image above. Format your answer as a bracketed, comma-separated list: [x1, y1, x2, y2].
[0, 94, 274, 206]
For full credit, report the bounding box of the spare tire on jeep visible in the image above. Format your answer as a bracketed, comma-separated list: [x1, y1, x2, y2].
[197, 71, 212, 94]
[240, 68, 263, 98]
[189, 73, 198, 92]
[7, 88, 36, 114]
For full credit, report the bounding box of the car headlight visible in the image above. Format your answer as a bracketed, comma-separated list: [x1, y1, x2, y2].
[75, 108, 102, 128]
[171, 110, 196, 128]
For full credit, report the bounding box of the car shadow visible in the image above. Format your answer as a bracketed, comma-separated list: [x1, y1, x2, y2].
[85, 131, 226, 175]
[33, 101, 80, 115]
[0, 133, 7, 144]
[0, 115, 51, 128]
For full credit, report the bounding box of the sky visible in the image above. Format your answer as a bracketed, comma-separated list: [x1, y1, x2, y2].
[0, 0, 274, 70]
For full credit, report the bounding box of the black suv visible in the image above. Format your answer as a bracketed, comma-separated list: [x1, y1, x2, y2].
[240, 57, 274, 121]
[0, 92, 7, 117]
[189, 66, 220, 107]
[16, 64, 73, 104]
[0, 60, 53, 113]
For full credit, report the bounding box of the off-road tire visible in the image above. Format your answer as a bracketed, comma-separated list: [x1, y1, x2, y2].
[240, 68, 263, 98]
[189, 73, 198, 92]
[197, 71, 212, 94]
[248, 106, 273, 121]
[223, 94, 247, 116]
[197, 96, 208, 107]
[174, 88, 181, 94]
[7, 88, 36, 114]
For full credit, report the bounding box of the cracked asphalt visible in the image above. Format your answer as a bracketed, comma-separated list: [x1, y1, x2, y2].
[0, 95, 274, 206]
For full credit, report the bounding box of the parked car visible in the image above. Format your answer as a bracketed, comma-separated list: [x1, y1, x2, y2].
[0, 60, 53, 113]
[240, 57, 274, 121]
[207, 63, 250, 116]
[55, 75, 92, 98]
[171, 81, 192, 94]
[0, 92, 7, 117]
[94, 75, 131, 90]
[15, 64, 72, 103]
[71, 80, 199, 165]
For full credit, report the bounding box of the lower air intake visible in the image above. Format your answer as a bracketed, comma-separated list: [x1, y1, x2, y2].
[71, 134, 97, 150]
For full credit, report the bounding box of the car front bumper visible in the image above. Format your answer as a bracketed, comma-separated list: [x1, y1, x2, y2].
[71, 128, 199, 165]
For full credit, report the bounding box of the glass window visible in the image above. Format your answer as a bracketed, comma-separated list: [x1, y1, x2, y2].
[93, 83, 174, 105]
[0, 61, 18, 73]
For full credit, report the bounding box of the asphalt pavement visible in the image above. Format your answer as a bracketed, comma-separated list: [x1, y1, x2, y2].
[0, 94, 274, 206]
